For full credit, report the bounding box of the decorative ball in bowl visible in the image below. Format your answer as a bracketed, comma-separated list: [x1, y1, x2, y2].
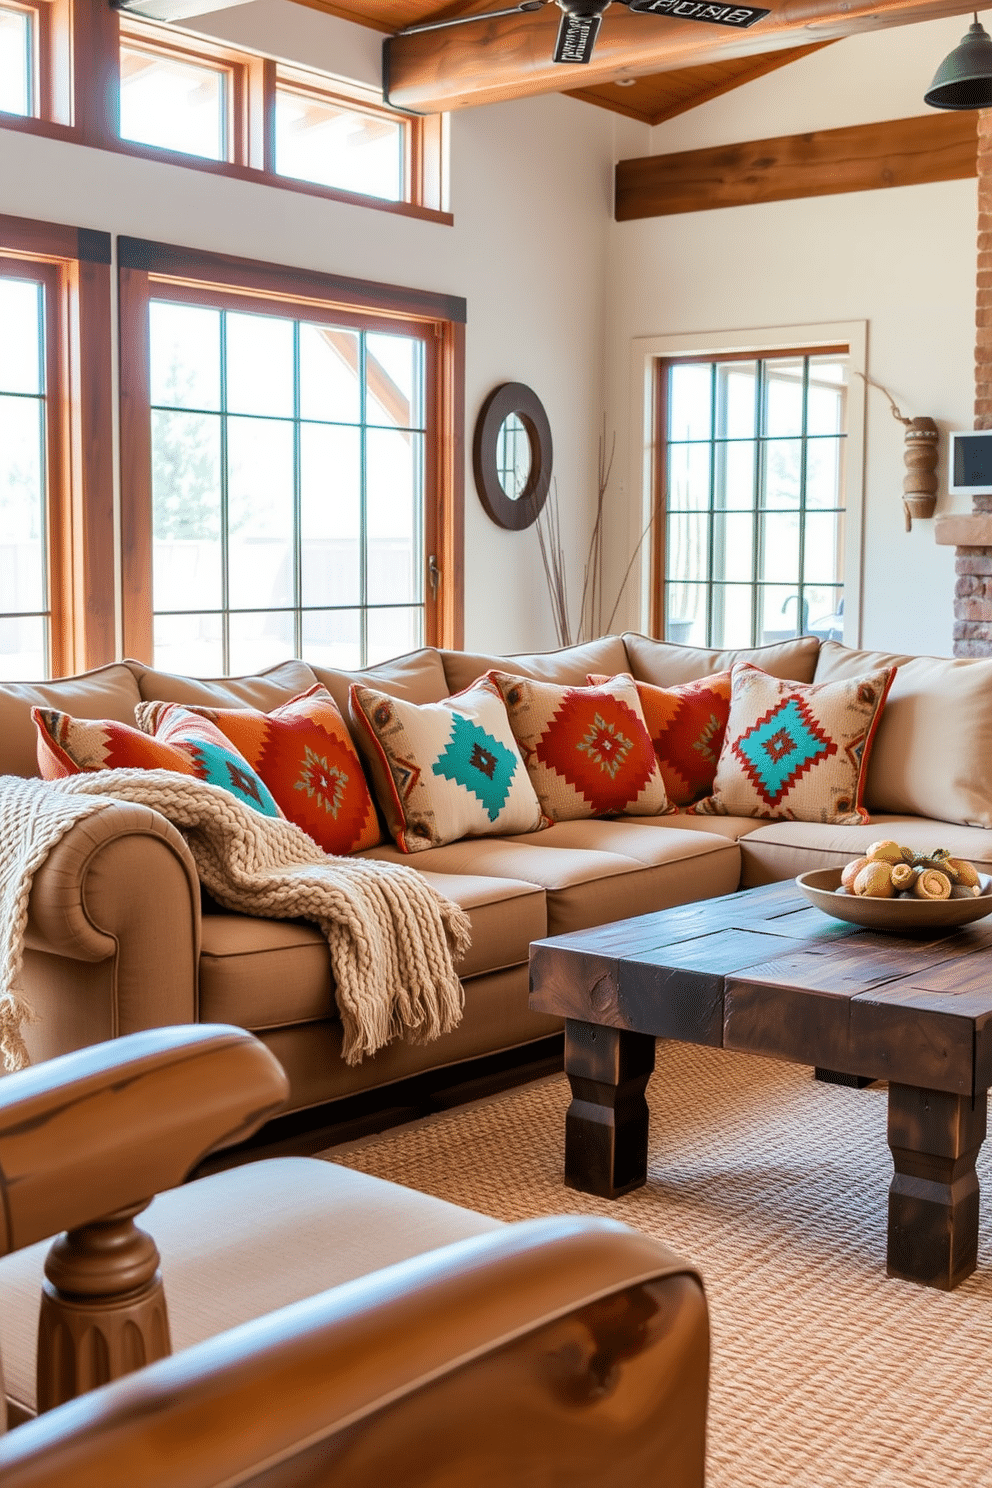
[797, 851, 992, 932]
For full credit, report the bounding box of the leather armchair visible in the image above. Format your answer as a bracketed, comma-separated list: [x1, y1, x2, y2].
[0, 1025, 710, 1485]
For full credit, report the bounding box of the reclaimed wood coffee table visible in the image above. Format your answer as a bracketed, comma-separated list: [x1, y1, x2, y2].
[529, 879, 992, 1290]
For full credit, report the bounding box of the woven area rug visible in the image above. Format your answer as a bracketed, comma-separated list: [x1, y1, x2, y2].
[332, 1041, 992, 1488]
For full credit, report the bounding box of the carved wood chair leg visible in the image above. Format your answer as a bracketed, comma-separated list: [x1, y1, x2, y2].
[36, 1201, 171, 1412]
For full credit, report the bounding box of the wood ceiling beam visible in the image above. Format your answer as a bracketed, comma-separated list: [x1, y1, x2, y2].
[384, 0, 980, 114]
[614, 109, 977, 217]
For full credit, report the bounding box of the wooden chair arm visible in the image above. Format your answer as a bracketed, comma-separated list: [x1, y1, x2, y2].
[0, 1025, 289, 1255]
[0, 1217, 709, 1488]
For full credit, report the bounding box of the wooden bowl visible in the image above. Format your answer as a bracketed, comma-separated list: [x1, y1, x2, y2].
[796, 867, 992, 931]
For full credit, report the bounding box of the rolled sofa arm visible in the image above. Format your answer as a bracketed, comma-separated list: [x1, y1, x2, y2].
[0, 1216, 709, 1487]
[19, 802, 202, 1058]
[0, 1024, 290, 1253]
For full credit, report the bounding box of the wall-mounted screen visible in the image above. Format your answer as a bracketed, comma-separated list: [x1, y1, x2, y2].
[949, 430, 992, 496]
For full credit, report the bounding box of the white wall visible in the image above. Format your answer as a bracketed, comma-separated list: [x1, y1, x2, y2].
[0, 1, 620, 657]
[606, 18, 979, 656]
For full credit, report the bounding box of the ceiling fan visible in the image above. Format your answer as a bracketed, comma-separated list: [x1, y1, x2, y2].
[395, 0, 770, 68]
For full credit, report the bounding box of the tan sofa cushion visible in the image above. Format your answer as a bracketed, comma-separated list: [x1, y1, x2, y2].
[0, 663, 142, 778]
[309, 648, 450, 725]
[738, 815, 992, 887]
[441, 636, 629, 695]
[622, 632, 820, 687]
[813, 640, 992, 828]
[131, 658, 319, 709]
[364, 822, 739, 937]
[199, 871, 546, 1027]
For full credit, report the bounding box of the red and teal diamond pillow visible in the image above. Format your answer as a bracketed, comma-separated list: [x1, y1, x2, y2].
[588, 670, 731, 808]
[348, 678, 546, 853]
[689, 660, 896, 823]
[135, 684, 381, 855]
[33, 705, 282, 819]
[487, 670, 669, 821]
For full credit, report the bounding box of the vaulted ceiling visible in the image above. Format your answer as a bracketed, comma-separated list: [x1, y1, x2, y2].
[179, 0, 983, 121]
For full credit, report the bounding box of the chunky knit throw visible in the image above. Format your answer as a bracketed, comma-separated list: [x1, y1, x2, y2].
[0, 771, 471, 1073]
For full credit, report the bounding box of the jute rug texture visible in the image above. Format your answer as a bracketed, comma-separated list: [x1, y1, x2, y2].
[333, 1042, 992, 1487]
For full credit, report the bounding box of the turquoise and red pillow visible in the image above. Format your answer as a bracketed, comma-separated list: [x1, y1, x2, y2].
[588, 670, 731, 808]
[486, 670, 669, 821]
[348, 677, 546, 853]
[137, 685, 381, 856]
[689, 661, 896, 824]
[32, 705, 282, 818]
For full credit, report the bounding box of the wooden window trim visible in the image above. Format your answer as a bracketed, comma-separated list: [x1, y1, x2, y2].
[0, 212, 115, 673]
[118, 237, 465, 664]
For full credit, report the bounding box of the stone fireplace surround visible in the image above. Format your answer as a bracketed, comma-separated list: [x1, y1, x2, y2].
[934, 111, 992, 656]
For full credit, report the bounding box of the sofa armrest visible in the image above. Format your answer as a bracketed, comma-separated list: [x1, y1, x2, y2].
[0, 1216, 708, 1487]
[18, 802, 202, 1057]
[0, 1025, 290, 1254]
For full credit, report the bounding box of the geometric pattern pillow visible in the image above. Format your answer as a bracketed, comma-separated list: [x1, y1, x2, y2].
[487, 670, 669, 822]
[588, 670, 731, 808]
[348, 677, 547, 854]
[689, 661, 896, 824]
[32, 704, 283, 818]
[136, 685, 381, 856]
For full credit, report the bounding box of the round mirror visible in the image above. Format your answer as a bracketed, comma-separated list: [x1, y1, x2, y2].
[473, 383, 553, 531]
[496, 413, 532, 500]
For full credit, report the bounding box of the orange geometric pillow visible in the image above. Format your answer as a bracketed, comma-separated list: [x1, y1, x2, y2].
[486, 670, 669, 821]
[588, 671, 731, 808]
[32, 705, 283, 818]
[137, 684, 381, 856]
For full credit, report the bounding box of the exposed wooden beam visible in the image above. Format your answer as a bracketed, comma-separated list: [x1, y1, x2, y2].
[385, 0, 980, 114]
[614, 109, 977, 218]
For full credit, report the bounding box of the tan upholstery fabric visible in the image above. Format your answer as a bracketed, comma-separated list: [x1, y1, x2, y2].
[440, 636, 629, 695]
[0, 665, 141, 779]
[310, 649, 450, 730]
[631, 812, 768, 841]
[256, 964, 561, 1113]
[131, 659, 319, 710]
[365, 823, 740, 936]
[0, 1156, 504, 1417]
[198, 871, 545, 1027]
[622, 632, 820, 687]
[739, 814, 992, 888]
[813, 640, 992, 828]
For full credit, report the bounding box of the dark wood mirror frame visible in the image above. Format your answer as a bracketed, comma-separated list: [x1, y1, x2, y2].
[472, 382, 553, 531]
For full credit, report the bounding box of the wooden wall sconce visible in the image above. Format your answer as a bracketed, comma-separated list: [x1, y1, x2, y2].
[902, 417, 939, 531]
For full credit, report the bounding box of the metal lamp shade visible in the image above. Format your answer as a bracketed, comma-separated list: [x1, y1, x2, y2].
[925, 19, 992, 109]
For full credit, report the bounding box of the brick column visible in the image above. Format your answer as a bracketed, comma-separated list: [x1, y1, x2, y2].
[951, 111, 992, 655]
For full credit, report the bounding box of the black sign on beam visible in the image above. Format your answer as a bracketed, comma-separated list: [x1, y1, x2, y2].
[628, 0, 770, 25]
[553, 10, 603, 62]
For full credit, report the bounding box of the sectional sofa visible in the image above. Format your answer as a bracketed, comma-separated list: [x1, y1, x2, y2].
[2, 630, 991, 1124]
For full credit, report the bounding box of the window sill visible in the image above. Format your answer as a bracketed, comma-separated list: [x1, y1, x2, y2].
[0, 115, 454, 226]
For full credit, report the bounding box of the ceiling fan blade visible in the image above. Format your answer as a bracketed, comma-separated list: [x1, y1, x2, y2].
[552, 7, 602, 61]
[396, 2, 544, 37]
[627, 0, 769, 26]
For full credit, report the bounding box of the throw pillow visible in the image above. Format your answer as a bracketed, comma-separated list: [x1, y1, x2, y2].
[588, 670, 731, 808]
[348, 677, 547, 853]
[33, 705, 282, 818]
[689, 661, 896, 825]
[136, 685, 381, 856]
[487, 670, 670, 821]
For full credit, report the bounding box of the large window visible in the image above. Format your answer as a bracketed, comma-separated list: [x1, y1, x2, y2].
[660, 349, 849, 649]
[119, 239, 464, 673]
[119, 33, 234, 162]
[0, 218, 114, 679]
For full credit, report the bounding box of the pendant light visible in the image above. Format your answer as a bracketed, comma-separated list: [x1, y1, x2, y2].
[925, 12, 992, 110]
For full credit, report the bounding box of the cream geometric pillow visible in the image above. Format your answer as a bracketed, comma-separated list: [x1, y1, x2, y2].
[348, 678, 546, 853]
[690, 661, 895, 824]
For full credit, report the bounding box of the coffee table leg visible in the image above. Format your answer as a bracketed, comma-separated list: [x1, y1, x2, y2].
[887, 1083, 988, 1290]
[562, 1019, 655, 1199]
